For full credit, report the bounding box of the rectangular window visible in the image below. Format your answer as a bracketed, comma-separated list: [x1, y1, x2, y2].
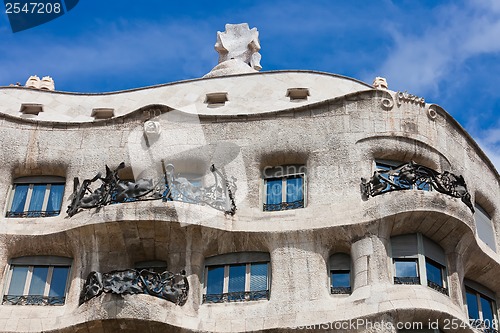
[331, 270, 351, 294]
[3, 257, 71, 306]
[466, 287, 498, 330]
[425, 259, 447, 295]
[264, 171, 305, 212]
[394, 259, 420, 285]
[329, 253, 351, 294]
[7, 178, 65, 218]
[204, 262, 269, 303]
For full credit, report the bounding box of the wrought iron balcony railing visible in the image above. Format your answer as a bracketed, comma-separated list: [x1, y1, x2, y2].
[360, 161, 474, 212]
[331, 286, 352, 295]
[3, 295, 65, 305]
[6, 210, 60, 218]
[427, 280, 449, 295]
[203, 290, 269, 303]
[67, 162, 237, 217]
[394, 276, 420, 285]
[263, 199, 304, 212]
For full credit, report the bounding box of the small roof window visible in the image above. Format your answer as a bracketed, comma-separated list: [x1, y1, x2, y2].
[20, 103, 43, 115]
[91, 108, 115, 119]
[205, 92, 228, 107]
[286, 88, 310, 101]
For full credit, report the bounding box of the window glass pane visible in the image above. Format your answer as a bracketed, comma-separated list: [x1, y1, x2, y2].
[266, 179, 282, 205]
[49, 266, 69, 297]
[480, 296, 495, 324]
[466, 290, 480, 320]
[46, 184, 64, 214]
[286, 176, 303, 203]
[331, 271, 350, 288]
[28, 184, 47, 213]
[206, 266, 224, 295]
[8, 266, 29, 295]
[395, 260, 418, 277]
[228, 264, 246, 293]
[250, 263, 268, 291]
[425, 260, 443, 287]
[28, 266, 49, 295]
[10, 185, 29, 213]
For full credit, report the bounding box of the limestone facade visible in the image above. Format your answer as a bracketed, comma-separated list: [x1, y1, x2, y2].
[0, 28, 499, 333]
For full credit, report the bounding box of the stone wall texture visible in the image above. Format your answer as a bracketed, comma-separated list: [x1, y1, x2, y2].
[0, 70, 498, 332]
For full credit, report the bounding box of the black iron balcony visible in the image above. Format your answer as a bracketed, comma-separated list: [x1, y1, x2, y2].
[331, 286, 351, 294]
[394, 276, 420, 285]
[427, 280, 449, 295]
[263, 199, 304, 212]
[203, 290, 269, 303]
[360, 161, 474, 212]
[6, 210, 60, 218]
[3, 295, 65, 306]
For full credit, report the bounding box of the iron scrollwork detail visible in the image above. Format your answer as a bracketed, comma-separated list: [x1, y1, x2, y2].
[360, 161, 474, 213]
[80, 269, 189, 305]
[67, 162, 237, 217]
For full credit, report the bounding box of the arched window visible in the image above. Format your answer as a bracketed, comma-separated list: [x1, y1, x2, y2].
[3, 256, 72, 306]
[6, 176, 65, 218]
[329, 253, 351, 294]
[391, 234, 448, 295]
[203, 252, 270, 303]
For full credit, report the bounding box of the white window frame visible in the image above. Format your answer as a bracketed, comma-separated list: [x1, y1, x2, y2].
[2, 256, 72, 306]
[262, 165, 307, 211]
[203, 252, 271, 303]
[6, 176, 65, 218]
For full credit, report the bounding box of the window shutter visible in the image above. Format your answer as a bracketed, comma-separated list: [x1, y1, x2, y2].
[391, 234, 418, 258]
[423, 236, 446, 266]
[475, 204, 497, 251]
[329, 253, 350, 270]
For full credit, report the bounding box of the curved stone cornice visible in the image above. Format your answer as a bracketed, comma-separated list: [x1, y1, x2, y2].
[0, 71, 371, 123]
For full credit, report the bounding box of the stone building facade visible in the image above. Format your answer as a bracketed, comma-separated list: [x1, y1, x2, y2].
[0, 24, 498, 333]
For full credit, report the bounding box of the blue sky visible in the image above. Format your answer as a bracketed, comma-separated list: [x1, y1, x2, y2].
[1, 0, 499, 171]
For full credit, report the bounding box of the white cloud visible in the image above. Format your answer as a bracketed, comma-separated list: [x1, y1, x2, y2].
[375, 1, 500, 96]
[475, 125, 500, 173]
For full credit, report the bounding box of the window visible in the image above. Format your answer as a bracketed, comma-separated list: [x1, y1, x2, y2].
[263, 165, 305, 211]
[203, 252, 270, 303]
[391, 234, 448, 295]
[329, 253, 351, 294]
[6, 176, 65, 218]
[475, 203, 497, 252]
[394, 258, 420, 284]
[286, 88, 310, 101]
[465, 283, 498, 332]
[3, 256, 71, 306]
[205, 92, 228, 107]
